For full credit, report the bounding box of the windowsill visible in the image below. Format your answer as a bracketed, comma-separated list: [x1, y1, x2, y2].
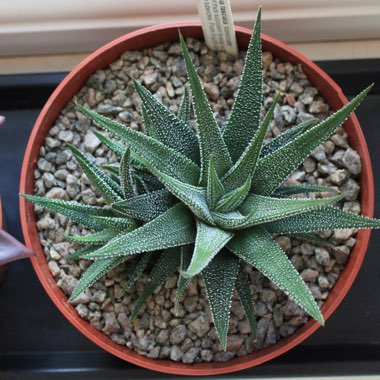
[1, 0, 380, 59]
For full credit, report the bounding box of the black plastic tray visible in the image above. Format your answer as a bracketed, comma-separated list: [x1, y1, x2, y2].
[0, 60, 380, 379]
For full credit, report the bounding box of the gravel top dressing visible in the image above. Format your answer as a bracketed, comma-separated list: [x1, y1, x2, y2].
[33, 38, 361, 363]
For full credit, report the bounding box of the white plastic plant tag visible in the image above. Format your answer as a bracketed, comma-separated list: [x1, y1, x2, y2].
[196, 0, 238, 56]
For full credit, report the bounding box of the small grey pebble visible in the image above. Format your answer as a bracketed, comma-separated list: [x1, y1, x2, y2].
[170, 324, 187, 345]
[170, 346, 184, 362]
[182, 347, 200, 364]
[340, 179, 360, 200]
[342, 148, 361, 175]
[201, 349, 213, 362]
[315, 247, 330, 266]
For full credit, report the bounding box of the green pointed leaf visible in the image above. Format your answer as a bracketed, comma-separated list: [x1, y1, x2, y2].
[179, 33, 232, 183]
[131, 248, 181, 319]
[289, 232, 336, 248]
[228, 226, 324, 325]
[101, 164, 119, 176]
[137, 156, 215, 224]
[260, 119, 316, 158]
[132, 170, 164, 192]
[69, 256, 127, 301]
[274, 183, 337, 197]
[235, 265, 256, 336]
[68, 144, 123, 204]
[207, 156, 225, 209]
[175, 245, 193, 314]
[238, 193, 345, 229]
[252, 85, 372, 195]
[213, 193, 344, 230]
[66, 245, 102, 262]
[112, 189, 177, 222]
[141, 104, 158, 139]
[122, 251, 154, 294]
[66, 228, 119, 245]
[120, 147, 135, 198]
[182, 220, 233, 278]
[212, 210, 246, 230]
[90, 215, 138, 232]
[77, 104, 200, 185]
[222, 92, 279, 192]
[178, 85, 191, 123]
[223, 8, 262, 162]
[215, 176, 251, 213]
[93, 130, 126, 157]
[265, 205, 380, 234]
[134, 79, 200, 163]
[202, 250, 239, 350]
[83, 203, 196, 259]
[94, 131, 146, 170]
[21, 194, 113, 231]
[133, 174, 150, 194]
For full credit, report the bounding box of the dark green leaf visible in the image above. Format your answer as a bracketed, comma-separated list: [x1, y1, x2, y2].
[178, 85, 191, 123]
[21, 194, 113, 231]
[228, 226, 324, 325]
[206, 156, 225, 209]
[222, 8, 262, 162]
[238, 193, 345, 229]
[122, 251, 154, 294]
[182, 220, 233, 278]
[133, 174, 150, 194]
[112, 189, 177, 222]
[289, 232, 336, 248]
[83, 203, 196, 259]
[101, 164, 119, 176]
[66, 229, 118, 244]
[265, 205, 380, 234]
[90, 215, 137, 232]
[215, 176, 251, 213]
[274, 183, 337, 197]
[131, 248, 181, 319]
[66, 245, 102, 262]
[252, 85, 372, 195]
[202, 250, 239, 350]
[77, 104, 200, 185]
[68, 144, 123, 204]
[175, 245, 193, 315]
[119, 147, 135, 198]
[93, 130, 126, 157]
[137, 157, 214, 224]
[235, 265, 256, 335]
[133, 79, 200, 163]
[211, 210, 246, 230]
[69, 256, 127, 301]
[259, 119, 316, 158]
[222, 92, 279, 192]
[141, 104, 158, 139]
[131, 170, 164, 192]
[179, 33, 232, 183]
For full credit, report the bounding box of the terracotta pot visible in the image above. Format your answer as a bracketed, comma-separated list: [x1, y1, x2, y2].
[19, 23, 374, 376]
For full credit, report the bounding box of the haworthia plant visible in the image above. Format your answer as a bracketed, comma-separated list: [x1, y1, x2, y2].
[22, 7, 380, 351]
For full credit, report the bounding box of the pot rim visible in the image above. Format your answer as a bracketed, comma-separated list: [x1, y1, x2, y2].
[19, 21, 374, 376]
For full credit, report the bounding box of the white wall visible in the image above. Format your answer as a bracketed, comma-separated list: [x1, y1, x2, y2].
[1, 0, 380, 56]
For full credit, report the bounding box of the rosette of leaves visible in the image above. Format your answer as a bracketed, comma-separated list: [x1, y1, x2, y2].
[23, 8, 380, 350]
[21, 124, 181, 301]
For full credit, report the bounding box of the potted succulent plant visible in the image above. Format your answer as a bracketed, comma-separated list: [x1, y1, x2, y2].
[18, 8, 378, 376]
